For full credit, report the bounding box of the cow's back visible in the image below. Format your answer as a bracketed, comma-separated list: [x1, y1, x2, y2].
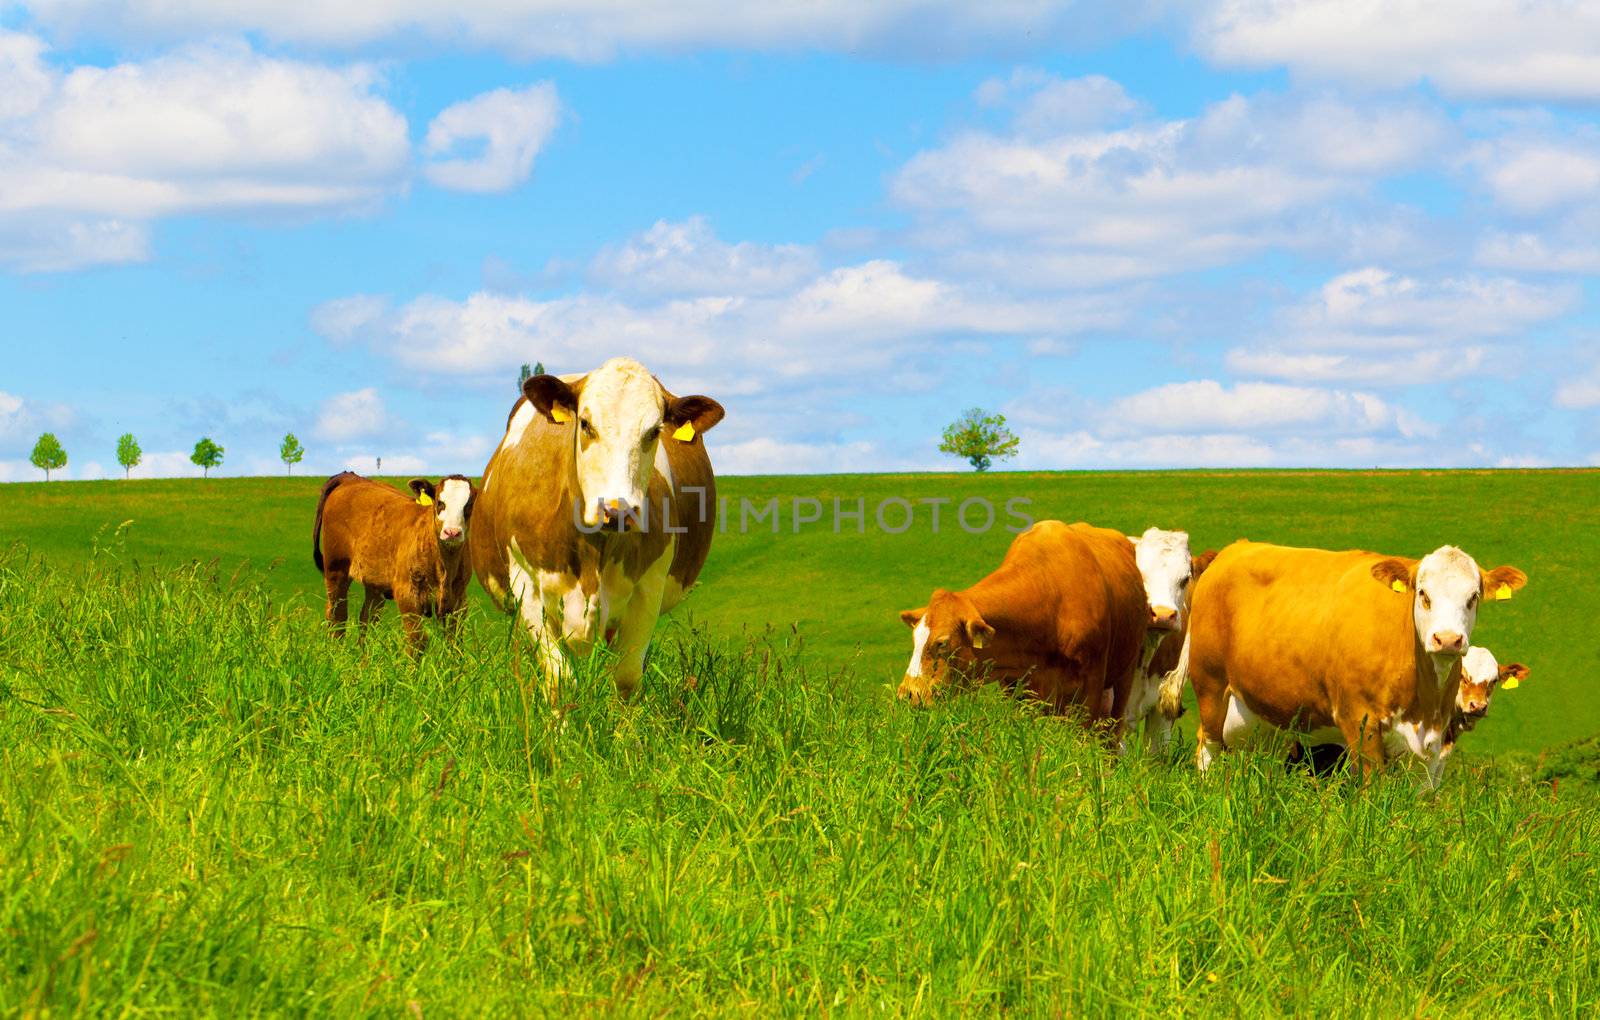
[1002, 520, 1146, 673]
[319, 476, 422, 583]
[470, 398, 579, 609]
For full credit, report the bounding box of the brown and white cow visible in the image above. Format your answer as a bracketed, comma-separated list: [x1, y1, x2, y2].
[1446, 645, 1530, 751]
[1156, 541, 1526, 785]
[1124, 527, 1217, 753]
[897, 520, 1148, 736]
[468, 357, 723, 703]
[313, 471, 477, 650]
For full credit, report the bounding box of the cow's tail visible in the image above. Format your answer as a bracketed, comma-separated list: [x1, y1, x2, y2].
[1157, 632, 1192, 720]
[312, 472, 350, 572]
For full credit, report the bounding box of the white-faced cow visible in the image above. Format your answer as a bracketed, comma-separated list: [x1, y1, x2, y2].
[469, 357, 724, 704]
[1445, 645, 1530, 754]
[897, 520, 1148, 740]
[1156, 541, 1526, 785]
[313, 471, 477, 650]
[1124, 527, 1216, 753]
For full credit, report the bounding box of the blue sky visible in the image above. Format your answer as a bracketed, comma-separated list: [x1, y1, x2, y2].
[2, 0, 1598, 479]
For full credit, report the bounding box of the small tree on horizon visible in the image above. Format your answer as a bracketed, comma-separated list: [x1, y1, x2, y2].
[517, 361, 547, 394]
[116, 433, 142, 479]
[191, 437, 224, 478]
[280, 432, 305, 475]
[938, 408, 1020, 473]
[30, 432, 67, 481]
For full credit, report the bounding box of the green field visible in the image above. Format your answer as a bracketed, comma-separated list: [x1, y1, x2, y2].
[2, 470, 1599, 1014]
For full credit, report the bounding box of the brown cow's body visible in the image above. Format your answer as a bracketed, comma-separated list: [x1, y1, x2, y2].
[898, 521, 1149, 733]
[313, 472, 474, 649]
[1164, 540, 1524, 783]
[469, 360, 722, 701]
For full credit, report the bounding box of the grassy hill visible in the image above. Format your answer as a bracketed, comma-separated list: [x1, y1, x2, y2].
[6, 469, 1595, 755]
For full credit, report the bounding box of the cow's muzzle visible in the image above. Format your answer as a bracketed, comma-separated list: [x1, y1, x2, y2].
[1149, 605, 1180, 631]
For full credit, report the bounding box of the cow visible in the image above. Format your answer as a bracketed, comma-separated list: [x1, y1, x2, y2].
[1155, 541, 1526, 785]
[1124, 527, 1217, 753]
[896, 520, 1149, 738]
[312, 471, 477, 650]
[468, 357, 724, 705]
[1446, 645, 1530, 752]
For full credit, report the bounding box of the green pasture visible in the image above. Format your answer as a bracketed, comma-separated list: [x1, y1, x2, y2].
[4, 469, 1595, 755]
[1, 550, 1597, 1014]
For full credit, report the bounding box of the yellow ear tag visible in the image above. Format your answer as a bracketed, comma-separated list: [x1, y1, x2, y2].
[1391, 580, 1407, 593]
[550, 406, 572, 424]
[1501, 677, 1521, 691]
[1494, 584, 1513, 601]
[672, 421, 696, 442]
[416, 492, 433, 507]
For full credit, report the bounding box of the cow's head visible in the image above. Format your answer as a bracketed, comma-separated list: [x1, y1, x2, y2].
[1371, 546, 1526, 670]
[1130, 528, 1214, 632]
[896, 590, 994, 707]
[523, 357, 723, 530]
[409, 475, 476, 548]
[1457, 645, 1529, 720]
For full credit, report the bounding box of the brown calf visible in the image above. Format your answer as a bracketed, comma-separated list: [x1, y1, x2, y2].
[312, 471, 477, 649]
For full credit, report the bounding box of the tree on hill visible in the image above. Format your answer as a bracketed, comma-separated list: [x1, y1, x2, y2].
[938, 408, 1020, 473]
[280, 433, 305, 475]
[116, 433, 142, 479]
[30, 432, 67, 481]
[191, 437, 224, 478]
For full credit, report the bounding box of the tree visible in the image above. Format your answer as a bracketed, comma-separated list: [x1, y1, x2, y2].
[30, 432, 67, 481]
[517, 361, 547, 394]
[191, 437, 224, 478]
[938, 408, 1020, 472]
[280, 432, 305, 475]
[115, 433, 142, 479]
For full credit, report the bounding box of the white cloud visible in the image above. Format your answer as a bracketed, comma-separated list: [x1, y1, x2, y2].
[975, 70, 1142, 136]
[0, 389, 76, 452]
[1102, 379, 1410, 438]
[1471, 137, 1600, 217]
[1555, 372, 1600, 410]
[0, 32, 409, 270]
[1194, 0, 1600, 100]
[891, 80, 1449, 286]
[1475, 232, 1600, 275]
[1225, 347, 1487, 385]
[422, 82, 562, 193]
[588, 217, 818, 297]
[314, 387, 396, 443]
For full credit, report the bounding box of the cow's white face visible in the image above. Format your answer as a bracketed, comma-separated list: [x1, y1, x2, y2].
[1457, 645, 1528, 718]
[435, 477, 474, 546]
[524, 357, 724, 530]
[1372, 546, 1526, 674]
[1132, 527, 1191, 631]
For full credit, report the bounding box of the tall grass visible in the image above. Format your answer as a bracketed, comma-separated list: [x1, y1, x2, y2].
[1, 546, 1597, 1015]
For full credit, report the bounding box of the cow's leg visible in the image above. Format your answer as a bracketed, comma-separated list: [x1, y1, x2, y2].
[507, 553, 569, 709]
[358, 587, 385, 632]
[1143, 706, 1174, 756]
[442, 604, 465, 644]
[1339, 713, 1386, 784]
[1190, 664, 1229, 772]
[395, 590, 427, 655]
[324, 567, 352, 637]
[610, 555, 672, 701]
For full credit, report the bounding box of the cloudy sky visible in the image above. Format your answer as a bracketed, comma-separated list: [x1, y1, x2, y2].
[2, 0, 1598, 480]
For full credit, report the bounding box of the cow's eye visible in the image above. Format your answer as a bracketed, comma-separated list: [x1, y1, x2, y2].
[579, 417, 596, 437]
[1468, 592, 1479, 608]
[1419, 591, 1432, 610]
[644, 425, 662, 443]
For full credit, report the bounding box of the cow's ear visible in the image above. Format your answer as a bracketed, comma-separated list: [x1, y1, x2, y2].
[899, 608, 925, 629]
[1192, 550, 1218, 577]
[408, 478, 436, 503]
[1371, 558, 1412, 592]
[524, 374, 580, 425]
[1482, 565, 1528, 601]
[966, 617, 995, 649]
[665, 395, 725, 438]
[1500, 663, 1530, 683]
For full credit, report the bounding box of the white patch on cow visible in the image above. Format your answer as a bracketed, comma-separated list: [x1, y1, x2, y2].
[905, 618, 930, 679]
[1133, 527, 1191, 629]
[1222, 692, 1263, 749]
[507, 538, 569, 692]
[1197, 738, 1221, 771]
[482, 467, 493, 493]
[1462, 646, 1498, 686]
[501, 401, 537, 453]
[653, 438, 674, 490]
[572, 357, 668, 527]
[1414, 545, 1484, 663]
[610, 543, 675, 697]
[436, 477, 472, 544]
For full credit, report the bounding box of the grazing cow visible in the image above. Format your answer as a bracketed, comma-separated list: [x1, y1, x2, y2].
[313, 471, 477, 649]
[897, 520, 1148, 736]
[1124, 528, 1217, 753]
[1156, 541, 1526, 785]
[469, 357, 724, 703]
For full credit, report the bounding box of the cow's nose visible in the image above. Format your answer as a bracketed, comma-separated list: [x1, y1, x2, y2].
[1430, 630, 1465, 653]
[598, 499, 637, 530]
[441, 526, 462, 540]
[1150, 605, 1179, 630]
[897, 679, 930, 707]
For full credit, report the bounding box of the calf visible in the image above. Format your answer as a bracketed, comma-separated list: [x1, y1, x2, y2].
[897, 520, 1148, 739]
[313, 471, 477, 650]
[1445, 645, 1529, 752]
